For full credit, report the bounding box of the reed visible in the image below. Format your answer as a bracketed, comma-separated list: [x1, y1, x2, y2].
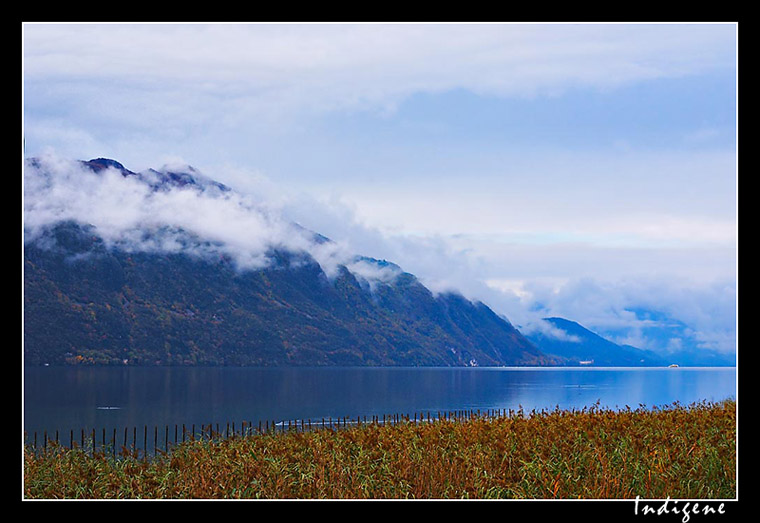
[23, 399, 736, 499]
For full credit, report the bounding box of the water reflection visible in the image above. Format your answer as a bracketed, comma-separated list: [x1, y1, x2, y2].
[23, 366, 736, 440]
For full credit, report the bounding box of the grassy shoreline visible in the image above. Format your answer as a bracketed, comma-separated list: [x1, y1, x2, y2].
[23, 400, 736, 500]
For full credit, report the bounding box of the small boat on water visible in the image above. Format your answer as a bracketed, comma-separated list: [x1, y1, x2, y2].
[668, 364, 679, 368]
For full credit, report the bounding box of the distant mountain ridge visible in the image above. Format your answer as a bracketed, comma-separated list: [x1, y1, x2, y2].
[525, 317, 668, 367]
[23, 157, 554, 367]
[82, 157, 232, 193]
[596, 308, 736, 367]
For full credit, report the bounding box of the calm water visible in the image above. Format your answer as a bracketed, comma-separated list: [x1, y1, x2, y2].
[23, 366, 736, 443]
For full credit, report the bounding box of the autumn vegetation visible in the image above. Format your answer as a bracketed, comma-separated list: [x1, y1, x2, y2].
[24, 220, 551, 368]
[23, 400, 736, 500]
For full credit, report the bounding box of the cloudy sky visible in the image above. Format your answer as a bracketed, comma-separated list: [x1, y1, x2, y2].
[22, 22, 738, 354]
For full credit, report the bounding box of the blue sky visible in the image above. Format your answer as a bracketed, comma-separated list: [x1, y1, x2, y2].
[22, 23, 738, 355]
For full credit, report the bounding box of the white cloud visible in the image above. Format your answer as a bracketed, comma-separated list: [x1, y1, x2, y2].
[497, 276, 737, 354]
[519, 319, 582, 343]
[23, 23, 735, 98]
[344, 258, 402, 291]
[337, 146, 736, 249]
[22, 154, 358, 278]
[23, 23, 736, 155]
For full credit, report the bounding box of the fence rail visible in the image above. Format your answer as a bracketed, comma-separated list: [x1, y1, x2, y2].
[24, 408, 521, 459]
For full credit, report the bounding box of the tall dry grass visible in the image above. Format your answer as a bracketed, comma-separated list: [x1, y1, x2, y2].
[23, 400, 736, 499]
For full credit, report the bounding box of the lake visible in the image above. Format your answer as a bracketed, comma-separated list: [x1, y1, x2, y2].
[23, 366, 736, 447]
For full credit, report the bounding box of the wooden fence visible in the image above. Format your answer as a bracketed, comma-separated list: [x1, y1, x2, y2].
[24, 408, 519, 458]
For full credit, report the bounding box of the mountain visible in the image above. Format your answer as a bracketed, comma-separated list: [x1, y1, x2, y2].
[23, 158, 555, 367]
[525, 317, 668, 366]
[597, 308, 736, 367]
[82, 157, 232, 193]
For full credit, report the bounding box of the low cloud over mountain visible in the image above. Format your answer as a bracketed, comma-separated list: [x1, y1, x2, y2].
[23, 156, 554, 367]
